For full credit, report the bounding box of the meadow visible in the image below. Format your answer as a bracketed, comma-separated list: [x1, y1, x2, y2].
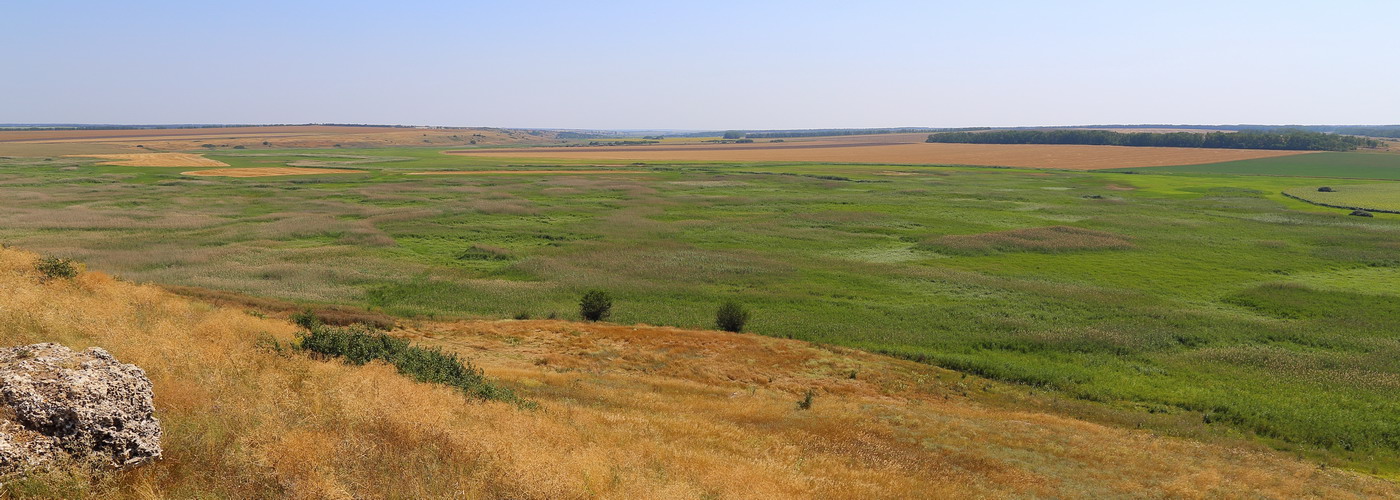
[2, 146, 1400, 473]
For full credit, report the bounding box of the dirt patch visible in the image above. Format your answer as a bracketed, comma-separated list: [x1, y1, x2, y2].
[69, 153, 228, 167]
[448, 141, 1313, 170]
[182, 167, 364, 178]
[407, 170, 641, 175]
[1104, 184, 1137, 191]
[921, 226, 1133, 255]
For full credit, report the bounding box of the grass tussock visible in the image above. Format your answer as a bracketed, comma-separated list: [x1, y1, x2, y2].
[920, 225, 1133, 255]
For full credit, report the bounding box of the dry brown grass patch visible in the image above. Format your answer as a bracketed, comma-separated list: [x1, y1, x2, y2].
[68, 153, 228, 167]
[922, 226, 1133, 255]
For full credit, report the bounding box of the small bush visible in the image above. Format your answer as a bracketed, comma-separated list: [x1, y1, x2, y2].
[1350, 210, 1374, 217]
[298, 324, 527, 405]
[579, 290, 612, 322]
[512, 311, 531, 320]
[715, 301, 749, 332]
[36, 257, 79, 281]
[1318, 186, 1335, 192]
[796, 389, 815, 410]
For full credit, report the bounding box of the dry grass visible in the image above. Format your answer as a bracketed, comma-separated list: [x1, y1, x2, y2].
[182, 167, 365, 178]
[67, 153, 228, 167]
[0, 246, 1395, 498]
[922, 226, 1133, 255]
[450, 140, 1313, 170]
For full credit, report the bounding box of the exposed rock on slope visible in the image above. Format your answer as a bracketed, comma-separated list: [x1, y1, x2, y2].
[0, 343, 161, 477]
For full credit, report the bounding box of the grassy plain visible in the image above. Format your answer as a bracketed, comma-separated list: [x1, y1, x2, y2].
[5, 247, 1394, 498]
[2, 147, 1400, 474]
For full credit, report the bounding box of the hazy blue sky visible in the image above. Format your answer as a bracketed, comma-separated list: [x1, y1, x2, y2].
[4, 0, 1397, 129]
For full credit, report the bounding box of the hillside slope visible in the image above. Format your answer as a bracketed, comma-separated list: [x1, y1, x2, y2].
[0, 247, 1394, 498]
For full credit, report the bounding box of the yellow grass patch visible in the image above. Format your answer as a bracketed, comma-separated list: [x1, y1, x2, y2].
[407, 169, 639, 175]
[69, 153, 228, 167]
[181, 167, 364, 177]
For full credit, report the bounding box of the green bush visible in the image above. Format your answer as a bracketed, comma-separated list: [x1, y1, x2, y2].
[579, 290, 612, 322]
[715, 301, 749, 332]
[298, 324, 527, 405]
[290, 309, 322, 330]
[35, 257, 79, 281]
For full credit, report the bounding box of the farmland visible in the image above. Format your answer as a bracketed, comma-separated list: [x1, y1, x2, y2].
[2, 145, 1400, 478]
[450, 137, 1312, 169]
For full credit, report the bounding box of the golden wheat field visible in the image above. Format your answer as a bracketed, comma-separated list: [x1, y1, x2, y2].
[0, 246, 1394, 499]
[67, 153, 229, 167]
[449, 139, 1313, 170]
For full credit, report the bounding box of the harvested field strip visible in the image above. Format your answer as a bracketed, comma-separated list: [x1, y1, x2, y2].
[449, 143, 1312, 170]
[920, 226, 1133, 255]
[407, 170, 641, 175]
[182, 167, 365, 177]
[69, 153, 228, 167]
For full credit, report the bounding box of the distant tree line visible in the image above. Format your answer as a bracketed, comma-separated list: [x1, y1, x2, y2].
[925, 129, 1381, 151]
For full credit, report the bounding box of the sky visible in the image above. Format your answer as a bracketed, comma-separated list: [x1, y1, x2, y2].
[3, 0, 1397, 130]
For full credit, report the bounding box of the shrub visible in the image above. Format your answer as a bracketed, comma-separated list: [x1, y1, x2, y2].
[715, 301, 749, 332]
[290, 309, 322, 330]
[796, 389, 815, 410]
[1350, 210, 1374, 217]
[579, 290, 612, 322]
[298, 324, 527, 405]
[1318, 186, 1335, 192]
[35, 257, 78, 281]
[512, 311, 531, 320]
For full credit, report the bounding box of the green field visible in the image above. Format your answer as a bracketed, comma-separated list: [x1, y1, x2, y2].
[1285, 183, 1400, 213]
[3, 148, 1400, 470]
[1115, 151, 1400, 179]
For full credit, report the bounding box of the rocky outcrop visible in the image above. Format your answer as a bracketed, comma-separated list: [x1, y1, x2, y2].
[0, 343, 161, 477]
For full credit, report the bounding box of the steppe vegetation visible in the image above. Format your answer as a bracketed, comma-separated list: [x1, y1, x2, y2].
[3, 139, 1400, 480]
[0, 245, 1395, 498]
